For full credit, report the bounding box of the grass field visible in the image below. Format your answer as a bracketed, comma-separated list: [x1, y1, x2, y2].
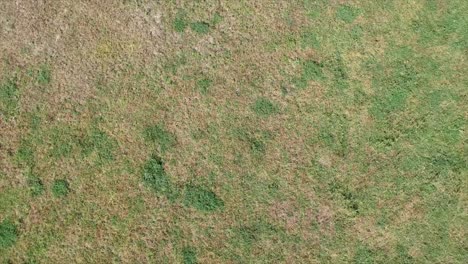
[1, 0, 467, 263]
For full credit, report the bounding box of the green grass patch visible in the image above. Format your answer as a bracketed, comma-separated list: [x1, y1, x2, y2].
[16, 140, 35, 168]
[211, 13, 223, 25]
[174, 11, 188, 32]
[0, 78, 19, 119]
[52, 179, 70, 197]
[144, 124, 176, 151]
[252, 98, 279, 116]
[79, 127, 117, 163]
[49, 126, 77, 158]
[27, 175, 45, 196]
[336, 5, 360, 23]
[182, 246, 197, 264]
[142, 156, 176, 200]
[293, 59, 325, 89]
[300, 31, 320, 49]
[190, 22, 210, 34]
[196, 78, 212, 94]
[0, 219, 18, 249]
[183, 185, 224, 212]
[37, 66, 51, 85]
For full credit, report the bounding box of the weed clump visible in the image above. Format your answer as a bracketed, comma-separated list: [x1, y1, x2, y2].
[182, 246, 197, 264]
[197, 78, 212, 94]
[336, 5, 360, 23]
[28, 175, 45, 196]
[80, 127, 117, 163]
[0, 78, 19, 119]
[293, 60, 324, 89]
[252, 98, 279, 116]
[190, 22, 210, 34]
[183, 185, 224, 211]
[0, 219, 18, 249]
[174, 11, 188, 32]
[143, 156, 176, 199]
[52, 179, 70, 197]
[144, 124, 176, 151]
[37, 66, 51, 85]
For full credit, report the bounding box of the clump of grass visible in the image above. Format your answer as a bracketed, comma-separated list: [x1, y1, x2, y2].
[292, 59, 324, 89]
[190, 22, 210, 34]
[27, 175, 45, 196]
[252, 98, 279, 116]
[80, 127, 117, 163]
[0, 219, 18, 249]
[37, 66, 51, 85]
[16, 140, 35, 168]
[300, 31, 320, 48]
[182, 246, 197, 264]
[144, 124, 176, 151]
[142, 156, 176, 199]
[0, 78, 19, 119]
[303, 60, 324, 81]
[183, 185, 224, 212]
[174, 11, 188, 32]
[196, 78, 212, 94]
[250, 138, 266, 155]
[50, 126, 76, 158]
[52, 179, 70, 197]
[336, 5, 360, 23]
[211, 13, 223, 25]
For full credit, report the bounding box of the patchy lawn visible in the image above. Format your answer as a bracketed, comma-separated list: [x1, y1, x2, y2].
[1, 0, 467, 263]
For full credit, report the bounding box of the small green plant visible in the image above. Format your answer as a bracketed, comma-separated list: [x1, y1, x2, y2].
[336, 5, 360, 23]
[144, 124, 176, 151]
[196, 78, 212, 94]
[182, 246, 197, 264]
[211, 13, 223, 25]
[0, 78, 19, 118]
[50, 126, 76, 158]
[250, 138, 266, 155]
[303, 60, 324, 81]
[0, 220, 18, 249]
[183, 185, 224, 211]
[143, 156, 176, 199]
[28, 176, 45, 196]
[252, 98, 279, 116]
[190, 22, 210, 34]
[52, 179, 70, 197]
[37, 66, 51, 85]
[300, 31, 320, 48]
[174, 11, 188, 32]
[16, 140, 35, 168]
[80, 127, 117, 162]
[292, 59, 324, 89]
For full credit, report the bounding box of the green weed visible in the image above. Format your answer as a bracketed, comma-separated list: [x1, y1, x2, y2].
[80, 127, 117, 163]
[0, 78, 19, 119]
[52, 179, 70, 197]
[336, 5, 360, 23]
[37, 66, 51, 85]
[182, 246, 197, 264]
[190, 22, 210, 34]
[183, 185, 224, 212]
[142, 156, 176, 199]
[196, 78, 212, 94]
[252, 98, 279, 116]
[174, 11, 188, 32]
[0, 219, 18, 249]
[28, 175, 45, 196]
[144, 124, 176, 151]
